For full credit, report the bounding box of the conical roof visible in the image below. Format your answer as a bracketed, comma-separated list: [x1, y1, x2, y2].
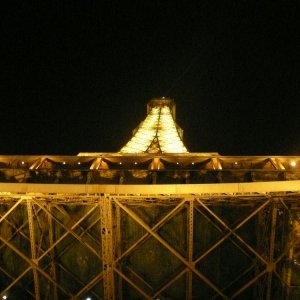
[120, 98, 188, 153]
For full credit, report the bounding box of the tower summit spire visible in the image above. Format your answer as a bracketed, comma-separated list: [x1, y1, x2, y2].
[120, 98, 188, 153]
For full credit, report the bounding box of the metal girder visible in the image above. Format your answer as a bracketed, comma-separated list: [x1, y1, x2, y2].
[0, 234, 72, 297]
[114, 198, 188, 299]
[100, 195, 115, 300]
[0, 267, 34, 297]
[114, 198, 229, 300]
[115, 205, 123, 300]
[231, 269, 268, 299]
[47, 203, 58, 300]
[195, 199, 270, 266]
[71, 272, 104, 300]
[0, 197, 23, 223]
[285, 220, 295, 299]
[0, 192, 299, 299]
[32, 200, 101, 262]
[153, 268, 188, 299]
[27, 198, 40, 300]
[115, 199, 186, 264]
[114, 268, 153, 299]
[266, 201, 277, 300]
[194, 205, 255, 262]
[187, 199, 193, 300]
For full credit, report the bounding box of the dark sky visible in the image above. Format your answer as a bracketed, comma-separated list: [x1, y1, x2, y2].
[1, 1, 300, 156]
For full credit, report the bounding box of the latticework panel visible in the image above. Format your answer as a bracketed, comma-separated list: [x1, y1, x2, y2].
[1, 194, 300, 299]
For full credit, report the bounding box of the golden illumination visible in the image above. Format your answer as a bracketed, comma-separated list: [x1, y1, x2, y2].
[120, 99, 188, 153]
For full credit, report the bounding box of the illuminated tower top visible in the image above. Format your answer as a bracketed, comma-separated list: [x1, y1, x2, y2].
[120, 98, 188, 153]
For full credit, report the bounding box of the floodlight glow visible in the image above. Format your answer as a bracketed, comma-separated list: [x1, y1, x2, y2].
[120, 102, 188, 153]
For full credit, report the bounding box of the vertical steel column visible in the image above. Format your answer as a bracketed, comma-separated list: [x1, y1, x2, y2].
[27, 197, 40, 300]
[47, 203, 58, 300]
[115, 205, 123, 299]
[266, 200, 277, 300]
[100, 195, 115, 300]
[186, 199, 194, 299]
[285, 219, 295, 299]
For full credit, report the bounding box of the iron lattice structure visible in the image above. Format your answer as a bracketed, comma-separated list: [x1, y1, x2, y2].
[1, 99, 300, 299]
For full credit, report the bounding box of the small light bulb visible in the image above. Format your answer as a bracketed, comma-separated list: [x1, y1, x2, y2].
[119, 162, 122, 165]
[86, 297, 91, 300]
[191, 162, 195, 165]
[134, 162, 138, 165]
[234, 161, 238, 165]
[291, 161, 296, 167]
[62, 161, 66, 165]
[3, 295, 7, 300]
[78, 162, 81, 165]
[21, 161, 25, 165]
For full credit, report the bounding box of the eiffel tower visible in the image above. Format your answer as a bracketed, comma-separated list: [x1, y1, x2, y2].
[0, 98, 300, 299]
[120, 98, 188, 153]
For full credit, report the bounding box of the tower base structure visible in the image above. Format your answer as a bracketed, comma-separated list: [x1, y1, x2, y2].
[1, 153, 300, 299]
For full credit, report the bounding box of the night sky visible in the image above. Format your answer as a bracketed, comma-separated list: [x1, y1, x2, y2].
[2, 1, 300, 156]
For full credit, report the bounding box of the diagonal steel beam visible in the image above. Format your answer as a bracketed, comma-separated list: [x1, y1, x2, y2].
[114, 268, 153, 300]
[0, 197, 24, 223]
[194, 205, 256, 261]
[114, 198, 229, 300]
[32, 200, 101, 261]
[0, 267, 34, 297]
[211, 263, 257, 300]
[1, 204, 101, 300]
[70, 272, 104, 300]
[0, 207, 42, 253]
[231, 269, 268, 299]
[115, 199, 186, 263]
[0, 234, 72, 297]
[50, 214, 101, 262]
[194, 199, 270, 265]
[275, 199, 300, 265]
[47, 203, 58, 300]
[152, 268, 188, 299]
[54, 204, 101, 249]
